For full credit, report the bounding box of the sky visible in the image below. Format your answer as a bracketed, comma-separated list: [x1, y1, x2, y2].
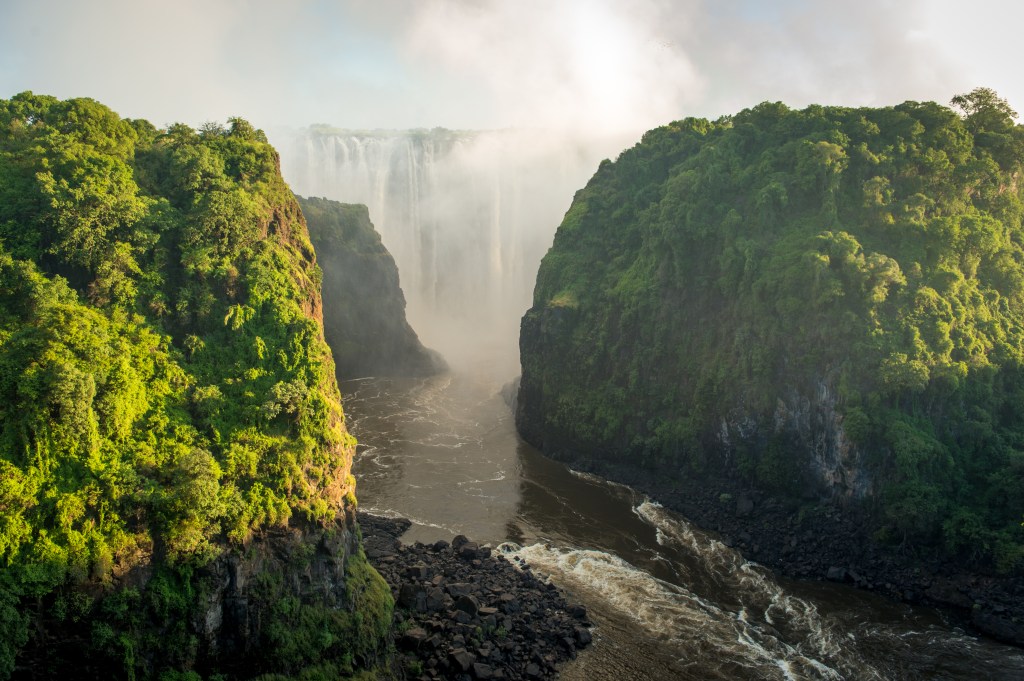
[1, 0, 1022, 140]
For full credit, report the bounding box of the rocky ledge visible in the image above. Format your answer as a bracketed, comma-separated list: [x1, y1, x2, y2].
[359, 513, 592, 680]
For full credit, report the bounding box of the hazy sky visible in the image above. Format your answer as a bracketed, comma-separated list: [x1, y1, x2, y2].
[1, 0, 1020, 138]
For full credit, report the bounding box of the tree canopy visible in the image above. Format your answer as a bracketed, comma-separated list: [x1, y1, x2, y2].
[520, 91, 1024, 574]
[0, 92, 360, 677]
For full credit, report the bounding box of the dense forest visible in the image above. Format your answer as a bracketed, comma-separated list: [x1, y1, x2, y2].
[518, 89, 1024, 573]
[0, 93, 390, 678]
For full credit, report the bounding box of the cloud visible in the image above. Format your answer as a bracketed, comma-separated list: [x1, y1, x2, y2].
[402, 0, 705, 134]
[2, 0, 1023, 133]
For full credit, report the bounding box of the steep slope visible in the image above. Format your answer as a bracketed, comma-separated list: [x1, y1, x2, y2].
[518, 91, 1024, 576]
[298, 195, 444, 378]
[0, 93, 390, 679]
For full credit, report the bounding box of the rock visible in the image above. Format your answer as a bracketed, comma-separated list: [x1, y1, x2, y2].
[400, 627, 429, 650]
[574, 626, 592, 646]
[358, 513, 594, 679]
[736, 496, 754, 517]
[425, 587, 447, 611]
[450, 647, 477, 672]
[452, 535, 470, 550]
[399, 583, 427, 610]
[456, 594, 481, 616]
[448, 582, 472, 598]
[827, 566, 847, 582]
[459, 541, 481, 559]
[525, 661, 543, 679]
[407, 563, 429, 580]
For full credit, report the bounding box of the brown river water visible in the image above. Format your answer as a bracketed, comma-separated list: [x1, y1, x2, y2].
[341, 372, 1024, 680]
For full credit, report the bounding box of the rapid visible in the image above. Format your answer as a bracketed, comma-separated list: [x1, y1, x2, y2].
[341, 372, 1024, 680]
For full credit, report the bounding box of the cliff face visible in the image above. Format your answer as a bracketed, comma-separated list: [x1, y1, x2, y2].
[518, 95, 1024, 572]
[0, 94, 390, 679]
[298, 195, 445, 378]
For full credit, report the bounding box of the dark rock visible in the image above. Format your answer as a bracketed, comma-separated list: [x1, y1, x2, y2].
[359, 512, 593, 679]
[450, 648, 477, 672]
[407, 563, 430, 580]
[827, 566, 847, 582]
[574, 626, 592, 646]
[448, 582, 472, 598]
[400, 627, 429, 650]
[736, 496, 754, 517]
[455, 594, 481, 616]
[399, 583, 427, 611]
[425, 587, 447, 612]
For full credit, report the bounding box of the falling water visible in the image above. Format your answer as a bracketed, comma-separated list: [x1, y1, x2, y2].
[274, 126, 631, 376]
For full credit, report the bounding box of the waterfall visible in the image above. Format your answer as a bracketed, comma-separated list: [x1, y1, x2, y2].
[275, 126, 632, 378]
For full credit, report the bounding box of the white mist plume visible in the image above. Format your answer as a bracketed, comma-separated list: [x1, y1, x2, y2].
[402, 0, 705, 135]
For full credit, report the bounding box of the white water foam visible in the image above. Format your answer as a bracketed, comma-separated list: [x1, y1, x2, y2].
[499, 539, 859, 680]
[632, 500, 886, 680]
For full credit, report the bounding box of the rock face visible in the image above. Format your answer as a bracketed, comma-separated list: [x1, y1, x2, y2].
[517, 98, 1024, 577]
[299, 195, 446, 378]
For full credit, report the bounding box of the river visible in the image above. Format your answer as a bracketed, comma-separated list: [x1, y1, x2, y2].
[341, 371, 1024, 680]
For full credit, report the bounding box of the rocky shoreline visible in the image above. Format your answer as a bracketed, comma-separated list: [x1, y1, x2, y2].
[553, 457, 1024, 647]
[358, 513, 592, 680]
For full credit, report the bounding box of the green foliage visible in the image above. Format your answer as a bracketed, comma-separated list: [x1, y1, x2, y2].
[522, 92, 1024, 571]
[0, 93, 369, 676]
[257, 550, 392, 678]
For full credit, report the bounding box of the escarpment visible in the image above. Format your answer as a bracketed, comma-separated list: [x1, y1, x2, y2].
[517, 93, 1024, 577]
[298, 195, 445, 379]
[0, 93, 389, 679]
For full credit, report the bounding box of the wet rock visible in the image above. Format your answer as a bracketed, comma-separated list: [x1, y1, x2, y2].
[827, 566, 847, 582]
[573, 626, 592, 645]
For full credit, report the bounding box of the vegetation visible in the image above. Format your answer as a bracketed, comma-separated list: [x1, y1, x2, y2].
[0, 93, 384, 678]
[519, 88, 1024, 573]
[298, 196, 442, 378]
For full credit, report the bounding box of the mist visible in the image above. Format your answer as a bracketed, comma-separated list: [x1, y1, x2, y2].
[5, 0, 1024, 377]
[278, 126, 632, 379]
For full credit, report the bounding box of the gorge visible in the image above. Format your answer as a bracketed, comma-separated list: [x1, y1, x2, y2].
[282, 95, 1024, 678]
[3, 88, 1024, 681]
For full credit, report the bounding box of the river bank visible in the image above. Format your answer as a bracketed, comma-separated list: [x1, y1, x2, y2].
[359, 513, 592, 680]
[549, 456, 1024, 647]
